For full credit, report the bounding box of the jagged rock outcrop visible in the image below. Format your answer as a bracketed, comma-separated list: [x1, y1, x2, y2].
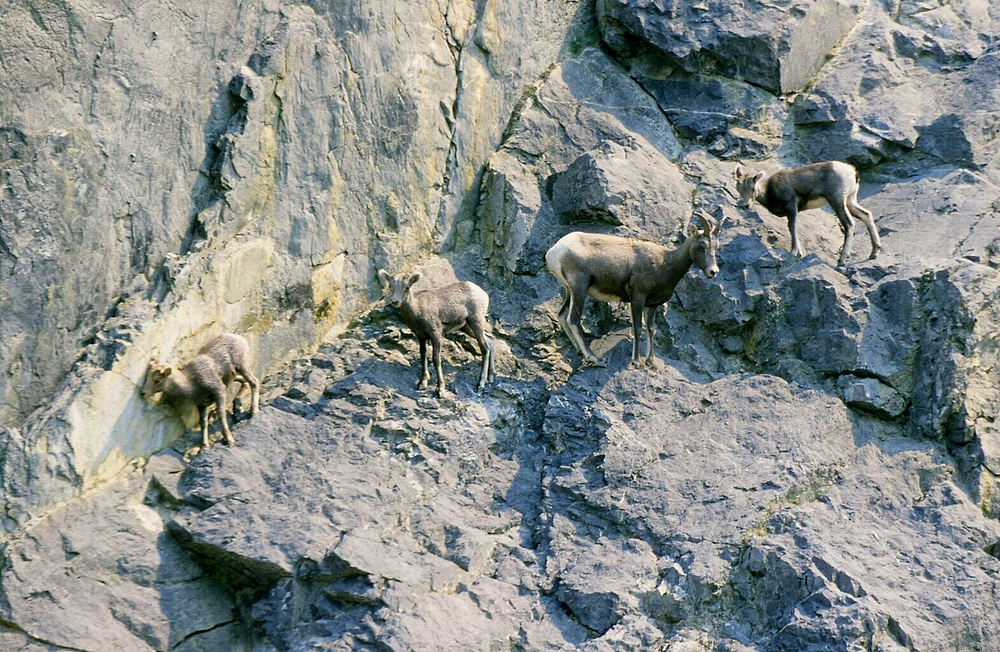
[4, 0, 1000, 649]
[0, 0, 586, 534]
[478, 47, 684, 282]
[597, 0, 865, 94]
[0, 449, 250, 651]
[550, 139, 693, 231]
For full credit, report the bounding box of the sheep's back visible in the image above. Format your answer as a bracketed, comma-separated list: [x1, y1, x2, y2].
[193, 334, 250, 384]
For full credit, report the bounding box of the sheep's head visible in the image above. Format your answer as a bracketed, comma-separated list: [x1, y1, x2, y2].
[687, 212, 722, 280]
[378, 269, 421, 308]
[734, 165, 764, 209]
[140, 362, 173, 400]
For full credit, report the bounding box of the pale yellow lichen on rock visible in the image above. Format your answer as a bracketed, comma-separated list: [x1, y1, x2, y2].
[223, 239, 275, 304]
[62, 237, 278, 492]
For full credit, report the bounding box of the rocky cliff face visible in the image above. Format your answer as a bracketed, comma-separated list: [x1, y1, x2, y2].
[2, 0, 1000, 650]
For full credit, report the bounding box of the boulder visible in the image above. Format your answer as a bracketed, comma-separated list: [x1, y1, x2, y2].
[597, 0, 865, 93]
[0, 462, 248, 651]
[838, 376, 907, 418]
[550, 139, 692, 236]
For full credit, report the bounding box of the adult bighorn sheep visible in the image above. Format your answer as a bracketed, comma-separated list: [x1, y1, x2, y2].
[141, 333, 260, 448]
[378, 270, 495, 398]
[734, 161, 880, 267]
[545, 212, 722, 367]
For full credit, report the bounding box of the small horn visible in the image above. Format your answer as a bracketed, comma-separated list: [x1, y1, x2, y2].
[714, 212, 729, 235]
[695, 211, 716, 234]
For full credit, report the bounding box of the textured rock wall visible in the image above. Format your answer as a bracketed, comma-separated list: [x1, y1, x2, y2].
[0, 0, 583, 533]
[3, 0, 1000, 650]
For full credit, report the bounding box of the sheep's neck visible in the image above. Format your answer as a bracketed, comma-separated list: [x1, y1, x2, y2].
[163, 370, 196, 400]
[753, 175, 769, 204]
[397, 295, 423, 329]
[657, 237, 697, 288]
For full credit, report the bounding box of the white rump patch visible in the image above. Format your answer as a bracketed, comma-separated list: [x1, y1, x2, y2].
[545, 233, 582, 287]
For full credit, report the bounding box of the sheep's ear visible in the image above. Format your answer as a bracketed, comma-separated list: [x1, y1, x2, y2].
[687, 222, 702, 238]
[377, 269, 390, 288]
[752, 171, 764, 183]
[406, 273, 422, 289]
[734, 165, 744, 179]
[161, 366, 172, 377]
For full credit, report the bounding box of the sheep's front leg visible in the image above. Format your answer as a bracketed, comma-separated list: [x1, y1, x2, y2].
[629, 298, 645, 366]
[417, 339, 430, 390]
[786, 203, 805, 258]
[200, 405, 212, 449]
[431, 335, 449, 398]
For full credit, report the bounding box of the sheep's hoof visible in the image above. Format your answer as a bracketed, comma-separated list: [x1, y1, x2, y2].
[436, 387, 451, 399]
[869, 250, 880, 260]
[416, 379, 429, 390]
[582, 357, 607, 369]
[233, 398, 244, 415]
[223, 435, 236, 447]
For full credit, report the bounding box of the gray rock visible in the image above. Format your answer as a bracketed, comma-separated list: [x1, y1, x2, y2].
[550, 139, 692, 234]
[631, 61, 786, 157]
[5, 0, 1000, 649]
[838, 376, 907, 418]
[478, 47, 683, 283]
[550, 534, 659, 633]
[0, 462, 248, 651]
[731, 439, 1000, 650]
[791, 5, 1000, 167]
[478, 150, 545, 278]
[0, 0, 585, 534]
[597, 0, 865, 93]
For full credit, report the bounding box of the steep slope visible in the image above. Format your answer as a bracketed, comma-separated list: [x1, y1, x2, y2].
[2, 0, 1000, 649]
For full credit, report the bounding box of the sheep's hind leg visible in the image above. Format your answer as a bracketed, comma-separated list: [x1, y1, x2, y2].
[643, 305, 659, 365]
[463, 321, 492, 392]
[786, 204, 805, 258]
[236, 365, 261, 416]
[488, 332, 497, 382]
[567, 282, 604, 367]
[848, 192, 880, 259]
[231, 378, 247, 418]
[832, 199, 856, 268]
[215, 391, 235, 446]
[555, 289, 582, 354]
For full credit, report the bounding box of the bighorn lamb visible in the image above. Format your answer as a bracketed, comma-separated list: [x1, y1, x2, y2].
[735, 160, 880, 267]
[378, 270, 496, 397]
[545, 212, 721, 367]
[141, 333, 260, 448]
